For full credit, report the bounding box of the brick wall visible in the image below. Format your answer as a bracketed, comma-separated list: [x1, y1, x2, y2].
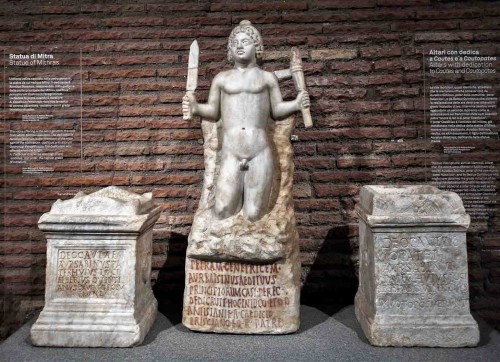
[1, 0, 499, 338]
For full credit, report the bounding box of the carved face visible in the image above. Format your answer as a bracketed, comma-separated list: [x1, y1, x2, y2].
[229, 32, 256, 64]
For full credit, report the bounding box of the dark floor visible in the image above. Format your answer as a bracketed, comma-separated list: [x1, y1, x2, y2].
[1, 304, 499, 362]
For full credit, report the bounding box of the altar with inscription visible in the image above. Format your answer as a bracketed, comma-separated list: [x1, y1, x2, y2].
[355, 185, 479, 347]
[30, 186, 161, 347]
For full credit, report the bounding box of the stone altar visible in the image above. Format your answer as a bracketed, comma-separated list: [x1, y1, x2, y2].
[181, 20, 311, 334]
[355, 185, 479, 347]
[30, 186, 161, 347]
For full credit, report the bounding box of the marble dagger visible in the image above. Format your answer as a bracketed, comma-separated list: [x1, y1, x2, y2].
[290, 47, 313, 128]
[183, 40, 199, 121]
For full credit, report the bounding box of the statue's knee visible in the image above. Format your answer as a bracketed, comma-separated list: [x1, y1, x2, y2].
[244, 204, 264, 222]
[214, 200, 232, 219]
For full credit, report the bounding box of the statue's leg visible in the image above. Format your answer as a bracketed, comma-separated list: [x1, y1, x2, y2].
[214, 151, 243, 219]
[243, 147, 274, 221]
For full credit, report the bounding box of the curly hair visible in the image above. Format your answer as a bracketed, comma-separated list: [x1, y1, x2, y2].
[227, 20, 264, 63]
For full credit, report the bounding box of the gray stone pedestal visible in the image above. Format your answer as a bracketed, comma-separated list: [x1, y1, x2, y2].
[355, 185, 479, 347]
[30, 186, 161, 347]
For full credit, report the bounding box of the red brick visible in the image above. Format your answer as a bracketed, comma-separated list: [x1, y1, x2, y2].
[90, 68, 156, 79]
[378, 87, 420, 98]
[314, 185, 359, 197]
[317, 143, 372, 155]
[121, 81, 185, 92]
[2, 230, 30, 241]
[357, 115, 404, 126]
[391, 20, 458, 32]
[262, 24, 323, 37]
[152, 145, 203, 156]
[294, 130, 338, 141]
[295, 157, 336, 170]
[115, 55, 177, 66]
[33, 18, 98, 30]
[391, 153, 439, 167]
[131, 174, 201, 186]
[310, 213, 343, 225]
[118, 106, 180, 117]
[350, 8, 415, 21]
[323, 24, 389, 34]
[337, 127, 392, 139]
[102, 17, 164, 27]
[330, 60, 372, 73]
[98, 160, 164, 172]
[210, 2, 307, 12]
[351, 74, 403, 86]
[295, 199, 340, 211]
[1, 242, 46, 255]
[167, 159, 204, 170]
[378, 0, 429, 5]
[159, 201, 187, 212]
[311, 171, 373, 183]
[293, 183, 313, 198]
[415, 32, 473, 42]
[393, 99, 415, 111]
[152, 130, 203, 141]
[325, 88, 367, 99]
[416, 8, 483, 20]
[360, 46, 402, 58]
[153, 188, 188, 198]
[374, 167, 427, 180]
[315, 0, 376, 9]
[345, 101, 392, 112]
[82, 83, 120, 92]
[314, 115, 353, 128]
[95, 41, 162, 52]
[285, 12, 349, 23]
[0, 21, 29, 31]
[147, 3, 208, 11]
[3, 216, 39, 227]
[337, 155, 391, 168]
[394, 127, 418, 138]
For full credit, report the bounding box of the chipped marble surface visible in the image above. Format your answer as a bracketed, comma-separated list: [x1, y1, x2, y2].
[183, 117, 301, 334]
[355, 185, 479, 347]
[31, 186, 161, 347]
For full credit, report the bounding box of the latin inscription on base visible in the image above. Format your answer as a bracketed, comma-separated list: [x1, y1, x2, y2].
[56, 248, 125, 298]
[185, 259, 291, 330]
[373, 232, 470, 314]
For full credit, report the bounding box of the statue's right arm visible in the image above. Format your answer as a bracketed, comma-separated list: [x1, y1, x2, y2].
[191, 74, 222, 121]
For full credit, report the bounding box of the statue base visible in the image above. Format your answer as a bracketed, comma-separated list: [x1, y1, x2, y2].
[182, 248, 300, 334]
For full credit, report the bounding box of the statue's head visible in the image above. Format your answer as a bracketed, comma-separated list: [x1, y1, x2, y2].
[227, 20, 263, 64]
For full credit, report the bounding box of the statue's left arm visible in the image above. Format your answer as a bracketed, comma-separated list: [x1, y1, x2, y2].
[268, 74, 309, 120]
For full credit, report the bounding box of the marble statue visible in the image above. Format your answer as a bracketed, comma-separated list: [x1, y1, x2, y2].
[181, 20, 312, 334]
[183, 20, 310, 222]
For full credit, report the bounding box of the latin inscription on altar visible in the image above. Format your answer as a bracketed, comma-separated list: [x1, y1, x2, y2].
[56, 249, 124, 298]
[185, 260, 290, 329]
[375, 232, 469, 313]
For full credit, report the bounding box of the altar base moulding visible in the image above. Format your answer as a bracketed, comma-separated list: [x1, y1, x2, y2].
[30, 186, 161, 347]
[355, 185, 479, 347]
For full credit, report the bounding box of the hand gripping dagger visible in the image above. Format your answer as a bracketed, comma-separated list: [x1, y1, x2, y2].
[290, 47, 313, 128]
[183, 40, 199, 121]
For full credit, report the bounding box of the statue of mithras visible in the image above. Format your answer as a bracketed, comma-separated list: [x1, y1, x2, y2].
[182, 20, 313, 334]
[182, 20, 313, 263]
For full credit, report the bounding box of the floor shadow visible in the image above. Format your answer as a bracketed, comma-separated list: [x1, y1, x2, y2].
[301, 225, 359, 311]
[330, 305, 371, 345]
[476, 313, 494, 347]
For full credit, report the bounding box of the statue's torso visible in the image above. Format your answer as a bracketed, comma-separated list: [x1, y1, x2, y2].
[219, 67, 272, 160]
